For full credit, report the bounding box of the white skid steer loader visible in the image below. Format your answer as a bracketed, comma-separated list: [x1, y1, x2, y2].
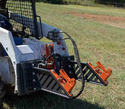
[0, 0, 112, 107]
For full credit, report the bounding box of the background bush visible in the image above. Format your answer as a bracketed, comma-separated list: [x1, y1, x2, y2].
[36, 0, 86, 4]
[36, 0, 65, 4]
[36, 0, 125, 4]
[36, 0, 95, 5]
[95, 0, 125, 3]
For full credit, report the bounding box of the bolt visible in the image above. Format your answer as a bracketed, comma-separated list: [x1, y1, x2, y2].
[69, 71, 72, 74]
[88, 62, 91, 64]
[34, 88, 36, 90]
[68, 58, 70, 60]
[33, 79, 35, 82]
[70, 92, 73, 95]
[32, 64, 34, 67]
[52, 69, 55, 72]
[6, 47, 8, 51]
[13, 61, 16, 64]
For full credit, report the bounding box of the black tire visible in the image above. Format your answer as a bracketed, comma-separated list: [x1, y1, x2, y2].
[0, 79, 6, 108]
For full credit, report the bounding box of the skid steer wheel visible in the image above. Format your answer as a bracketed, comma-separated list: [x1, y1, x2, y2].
[0, 79, 6, 108]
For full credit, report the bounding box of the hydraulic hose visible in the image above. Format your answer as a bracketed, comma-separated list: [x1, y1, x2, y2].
[59, 31, 85, 99]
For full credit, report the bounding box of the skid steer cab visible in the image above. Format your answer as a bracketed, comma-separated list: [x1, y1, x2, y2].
[0, 0, 112, 107]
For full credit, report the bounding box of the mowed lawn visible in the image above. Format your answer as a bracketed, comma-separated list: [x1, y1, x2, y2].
[3, 3, 125, 109]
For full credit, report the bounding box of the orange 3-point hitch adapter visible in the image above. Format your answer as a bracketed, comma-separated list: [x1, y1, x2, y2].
[87, 61, 112, 84]
[50, 69, 76, 96]
[45, 44, 56, 69]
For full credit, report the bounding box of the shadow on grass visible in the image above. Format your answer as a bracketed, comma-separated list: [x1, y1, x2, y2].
[3, 91, 104, 109]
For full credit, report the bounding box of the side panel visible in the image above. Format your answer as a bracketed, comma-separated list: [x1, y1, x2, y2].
[0, 28, 20, 91]
[0, 57, 11, 83]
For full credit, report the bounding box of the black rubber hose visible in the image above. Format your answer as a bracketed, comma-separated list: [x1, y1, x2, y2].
[46, 52, 62, 72]
[59, 31, 85, 99]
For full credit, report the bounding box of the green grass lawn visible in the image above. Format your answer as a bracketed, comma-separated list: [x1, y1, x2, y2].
[3, 3, 125, 109]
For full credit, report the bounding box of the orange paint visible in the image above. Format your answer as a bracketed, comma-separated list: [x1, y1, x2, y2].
[50, 69, 76, 96]
[45, 44, 55, 69]
[87, 61, 112, 84]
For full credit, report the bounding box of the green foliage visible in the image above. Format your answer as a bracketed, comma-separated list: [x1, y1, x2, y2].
[36, 0, 125, 4]
[36, 0, 87, 4]
[65, 0, 85, 5]
[36, 0, 65, 4]
[96, 0, 125, 3]
[35, 0, 95, 6]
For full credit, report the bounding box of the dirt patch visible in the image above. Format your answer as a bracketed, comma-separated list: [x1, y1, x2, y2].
[70, 12, 125, 29]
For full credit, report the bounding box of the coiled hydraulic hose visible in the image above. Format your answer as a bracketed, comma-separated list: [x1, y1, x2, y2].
[59, 31, 85, 99]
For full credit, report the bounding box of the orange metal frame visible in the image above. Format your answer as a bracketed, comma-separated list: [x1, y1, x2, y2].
[87, 61, 112, 84]
[50, 69, 76, 96]
[45, 44, 55, 69]
[46, 43, 76, 96]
